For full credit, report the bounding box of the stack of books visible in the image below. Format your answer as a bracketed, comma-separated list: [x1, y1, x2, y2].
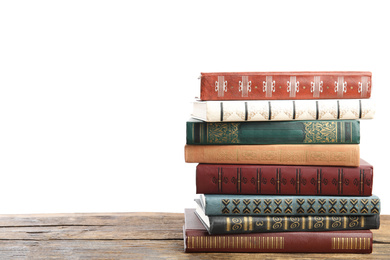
[184, 71, 380, 253]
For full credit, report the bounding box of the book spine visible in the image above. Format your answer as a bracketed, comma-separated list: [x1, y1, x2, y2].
[187, 120, 360, 145]
[184, 229, 373, 253]
[204, 195, 380, 216]
[208, 215, 379, 235]
[199, 99, 374, 122]
[185, 144, 360, 167]
[196, 163, 373, 196]
[200, 72, 372, 100]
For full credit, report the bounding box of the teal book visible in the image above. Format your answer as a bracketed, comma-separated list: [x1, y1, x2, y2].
[199, 194, 380, 216]
[186, 119, 360, 144]
[194, 201, 380, 235]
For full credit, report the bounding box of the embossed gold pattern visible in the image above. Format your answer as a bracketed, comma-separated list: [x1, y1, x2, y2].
[207, 123, 240, 143]
[303, 121, 337, 143]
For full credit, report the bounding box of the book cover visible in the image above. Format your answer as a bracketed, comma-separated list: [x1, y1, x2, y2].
[187, 119, 360, 145]
[199, 194, 380, 216]
[200, 71, 372, 100]
[184, 208, 373, 253]
[185, 144, 360, 167]
[193, 203, 380, 235]
[192, 99, 375, 122]
[196, 159, 373, 196]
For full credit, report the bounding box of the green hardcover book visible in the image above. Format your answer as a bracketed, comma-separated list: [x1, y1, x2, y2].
[186, 119, 360, 144]
[199, 194, 380, 216]
[194, 200, 380, 235]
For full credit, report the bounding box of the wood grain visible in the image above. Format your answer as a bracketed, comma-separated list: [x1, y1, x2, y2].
[0, 212, 388, 259]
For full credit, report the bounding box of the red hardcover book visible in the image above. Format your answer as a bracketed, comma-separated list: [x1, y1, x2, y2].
[196, 159, 373, 196]
[200, 71, 372, 100]
[183, 208, 373, 253]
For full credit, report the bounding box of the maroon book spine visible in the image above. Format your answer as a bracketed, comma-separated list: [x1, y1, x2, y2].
[196, 159, 373, 196]
[184, 209, 373, 253]
[200, 71, 372, 100]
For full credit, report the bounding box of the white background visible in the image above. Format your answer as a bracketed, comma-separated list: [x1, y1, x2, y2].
[0, 1, 388, 214]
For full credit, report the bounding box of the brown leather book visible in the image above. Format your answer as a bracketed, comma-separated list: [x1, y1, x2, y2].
[195, 159, 373, 195]
[200, 71, 372, 100]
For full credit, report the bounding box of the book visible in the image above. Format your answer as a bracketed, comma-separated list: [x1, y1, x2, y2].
[185, 144, 360, 166]
[199, 71, 372, 100]
[198, 194, 380, 216]
[193, 202, 380, 235]
[187, 119, 360, 145]
[195, 159, 373, 196]
[191, 99, 375, 122]
[184, 208, 373, 253]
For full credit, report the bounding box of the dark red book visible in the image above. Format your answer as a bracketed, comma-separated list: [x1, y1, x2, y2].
[196, 159, 373, 196]
[200, 71, 372, 100]
[183, 208, 373, 253]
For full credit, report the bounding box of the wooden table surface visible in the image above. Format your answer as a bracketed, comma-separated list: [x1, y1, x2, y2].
[0, 212, 388, 259]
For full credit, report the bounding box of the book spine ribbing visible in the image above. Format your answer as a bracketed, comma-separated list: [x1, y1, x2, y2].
[200, 72, 372, 100]
[206, 215, 379, 235]
[196, 163, 373, 196]
[196, 99, 375, 122]
[184, 229, 373, 253]
[185, 144, 360, 167]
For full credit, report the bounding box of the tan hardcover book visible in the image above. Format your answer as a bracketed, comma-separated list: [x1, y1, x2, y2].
[184, 144, 360, 166]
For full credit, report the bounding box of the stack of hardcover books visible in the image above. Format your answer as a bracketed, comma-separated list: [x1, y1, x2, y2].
[184, 72, 380, 253]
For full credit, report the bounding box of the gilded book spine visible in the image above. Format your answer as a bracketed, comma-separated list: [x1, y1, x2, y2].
[202, 195, 380, 216]
[193, 99, 375, 122]
[184, 229, 373, 253]
[184, 208, 373, 253]
[205, 215, 379, 235]
[200, 71, 372, 101]
[185, 144, 360, 167]
[196, 162, 373, 196]
[187, 120, 360, 145]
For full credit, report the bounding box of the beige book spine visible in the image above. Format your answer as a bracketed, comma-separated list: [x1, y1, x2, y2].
[184, 144, 360, 166]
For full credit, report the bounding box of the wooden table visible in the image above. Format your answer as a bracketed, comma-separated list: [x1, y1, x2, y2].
[0, 212, 388, 259]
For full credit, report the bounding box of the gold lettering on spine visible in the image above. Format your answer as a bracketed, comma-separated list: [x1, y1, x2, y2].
[285, 216, 288, 230]
[302, 217, 305, 230]
[308, 216, 312, 229]
[344, 216, 347, 229]
[249, 217, 253, 231]
[326, 216, 329, 229]
[244, 217, 247, 231]
[332, 238, 335, 249]
[361, 216, 365, 228]
[267, 216, 271, 230]
[226, 217, 230, 232]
